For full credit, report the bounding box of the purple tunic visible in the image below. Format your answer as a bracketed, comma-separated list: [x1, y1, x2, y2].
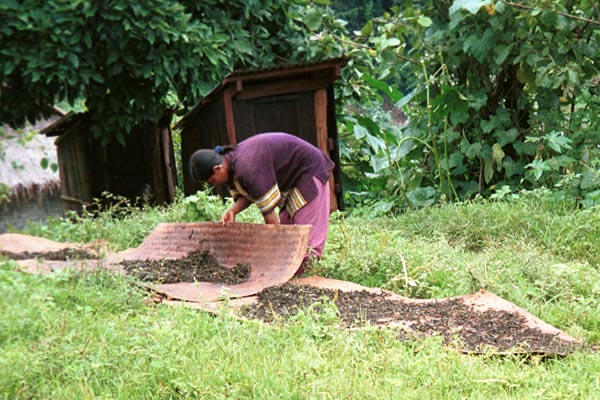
[224, 132, 334, 217]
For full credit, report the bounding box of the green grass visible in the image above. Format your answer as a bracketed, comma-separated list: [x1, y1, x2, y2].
[1, 190, 599, 399]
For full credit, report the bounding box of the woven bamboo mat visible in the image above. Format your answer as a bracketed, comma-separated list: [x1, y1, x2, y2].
[106, 222, 311, 302]
[0, 222, 311, 302]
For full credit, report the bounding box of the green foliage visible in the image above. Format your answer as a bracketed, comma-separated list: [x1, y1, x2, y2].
[333, 0, 600, 210]
[181, 187, 264, 223]
[182, 189, 231, 222]
[21, 188, 266, 249]
[330, 0, 397, 32]
[0, 0, 332, 143]
[2, 0, 194, 140]
[23, 192, 191, 251]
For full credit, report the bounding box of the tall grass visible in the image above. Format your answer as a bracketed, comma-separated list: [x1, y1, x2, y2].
[1, 189, 599, 399]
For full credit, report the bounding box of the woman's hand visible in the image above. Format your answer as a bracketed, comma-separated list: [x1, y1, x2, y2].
[221, 210, 236, 225]
[221, 197, 252, 225]
[263, 210, 279, 224]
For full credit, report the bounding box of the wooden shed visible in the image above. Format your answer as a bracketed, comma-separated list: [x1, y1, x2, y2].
[175, 57, 349, 211]
[41, 112, 177, 213]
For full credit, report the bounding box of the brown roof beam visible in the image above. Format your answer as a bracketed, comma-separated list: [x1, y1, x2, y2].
[234, 77, 331, 101]
[225, 60, 347, 84]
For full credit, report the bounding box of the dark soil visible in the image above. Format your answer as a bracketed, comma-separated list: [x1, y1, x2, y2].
[120, 250, 250, 285]
[241, 283, 580, 354]
[1, 248, 99, 261]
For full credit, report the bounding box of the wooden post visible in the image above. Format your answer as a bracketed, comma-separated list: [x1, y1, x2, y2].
[314, 88, 338, 212]
[223, 86, 238, 145]
[160, 126, 175, 203]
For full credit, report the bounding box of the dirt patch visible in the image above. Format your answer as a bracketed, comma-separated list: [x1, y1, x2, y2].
[241, 283, 579, 354]
[1, 248, 99, 261]
[120, 250, 250, 285]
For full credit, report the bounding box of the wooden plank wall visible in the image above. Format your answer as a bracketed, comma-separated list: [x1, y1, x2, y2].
[55, 121, 177, 212]
[181, 93, 228, 195]
[55, 126, 93, 213]
[233, 92, 314, 143]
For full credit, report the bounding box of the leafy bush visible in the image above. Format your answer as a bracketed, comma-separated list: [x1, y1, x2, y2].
[182, 189, 230, 222]
[334, 0, 600, 211]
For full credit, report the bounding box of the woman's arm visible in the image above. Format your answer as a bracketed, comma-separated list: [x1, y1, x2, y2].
[221, 196, 252, 225]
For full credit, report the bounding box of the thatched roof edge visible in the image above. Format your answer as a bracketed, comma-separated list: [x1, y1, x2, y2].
[1, 181, 61, 208]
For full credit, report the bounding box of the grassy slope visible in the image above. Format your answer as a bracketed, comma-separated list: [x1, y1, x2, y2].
[1, 191, 599, 399]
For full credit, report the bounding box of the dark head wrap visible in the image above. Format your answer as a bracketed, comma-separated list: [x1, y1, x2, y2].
[189, 148, 224, 182]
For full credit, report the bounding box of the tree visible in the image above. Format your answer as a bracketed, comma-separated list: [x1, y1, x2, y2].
[330, 0, 401, 32]
[336, 0, 600, 208]
[0, 0, 332, 144]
